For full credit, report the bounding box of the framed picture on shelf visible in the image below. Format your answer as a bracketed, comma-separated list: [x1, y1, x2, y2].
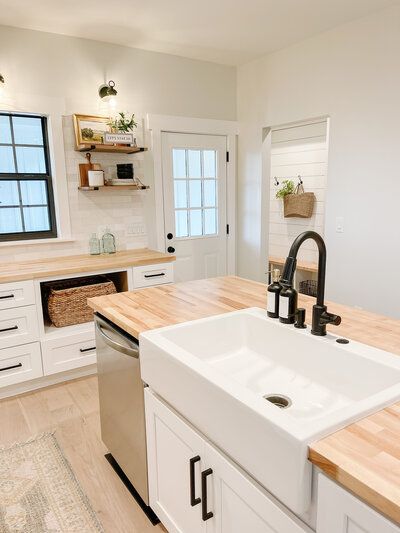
[73, 114, 110, 147]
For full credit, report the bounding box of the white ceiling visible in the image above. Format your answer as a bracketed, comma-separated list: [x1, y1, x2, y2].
[0, 0, 397, 65]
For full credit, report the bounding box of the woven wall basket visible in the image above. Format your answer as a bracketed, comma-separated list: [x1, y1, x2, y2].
[45, 276, 117, 327]
[283, 185, 316, 218]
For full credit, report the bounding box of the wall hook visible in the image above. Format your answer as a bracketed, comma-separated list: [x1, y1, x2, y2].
[274, 177, 280, 186]
[297, 175, 303, 185]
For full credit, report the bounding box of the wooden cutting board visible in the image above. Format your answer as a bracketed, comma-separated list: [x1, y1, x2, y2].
[79, 153, 102, 188]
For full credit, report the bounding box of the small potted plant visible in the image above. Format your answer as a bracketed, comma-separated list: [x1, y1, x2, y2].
[107, 112, 137, 146]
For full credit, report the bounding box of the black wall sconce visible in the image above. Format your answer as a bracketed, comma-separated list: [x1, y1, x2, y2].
[99, 80, 117, 100]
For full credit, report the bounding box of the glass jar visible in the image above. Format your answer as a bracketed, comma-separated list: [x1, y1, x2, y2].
[89, 233, 101, 255]
[102, 228, 116, 254]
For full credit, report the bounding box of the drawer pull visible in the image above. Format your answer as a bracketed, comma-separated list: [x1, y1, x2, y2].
[189, 455, 201, 507]
[80, 346, 96, 353]
[0, 325, 18, 333]
[201, 468, 214, 521]
[0, 362, 22, 372]
[144, 273, 165, 279]
[0, 294, 14, 300]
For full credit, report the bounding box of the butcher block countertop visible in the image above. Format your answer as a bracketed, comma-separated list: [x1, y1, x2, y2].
[0, 248, 175, 283]
[88, 276, 400, 524]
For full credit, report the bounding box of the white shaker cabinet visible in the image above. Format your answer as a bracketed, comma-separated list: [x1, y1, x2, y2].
[145, 389, 310, 533]
[316, 474, 400, 533]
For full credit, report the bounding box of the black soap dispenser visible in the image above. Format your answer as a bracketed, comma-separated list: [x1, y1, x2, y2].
[279, 285, 298, 324]
[267, 269, 281, 318]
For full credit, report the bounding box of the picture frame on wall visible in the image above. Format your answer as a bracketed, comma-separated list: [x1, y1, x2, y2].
[73, 114, 110, 147]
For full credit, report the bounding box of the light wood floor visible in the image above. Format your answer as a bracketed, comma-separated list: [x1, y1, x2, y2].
[0, 376, 166, 533]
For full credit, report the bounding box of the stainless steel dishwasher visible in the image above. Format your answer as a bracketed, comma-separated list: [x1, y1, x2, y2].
[95, 313, 157, 521]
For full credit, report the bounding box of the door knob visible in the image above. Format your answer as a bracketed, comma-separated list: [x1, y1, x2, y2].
[167, 246, 175, 253]
[167, 233, 173, 240]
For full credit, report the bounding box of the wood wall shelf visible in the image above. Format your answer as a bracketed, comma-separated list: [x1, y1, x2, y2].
[75, 144, 148, 154]
[78, 184, 150, 191]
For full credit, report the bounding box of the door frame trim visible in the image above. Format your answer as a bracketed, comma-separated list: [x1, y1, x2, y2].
[147, 114, 238, 275]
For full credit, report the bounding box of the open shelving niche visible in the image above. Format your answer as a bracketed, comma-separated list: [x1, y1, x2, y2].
[38, 269, 130, 339]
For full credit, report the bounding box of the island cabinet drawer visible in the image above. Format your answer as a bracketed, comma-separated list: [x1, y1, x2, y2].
[132, 262, 174, 289]
[316, 474, 400, 533]
[0, 342, 43, 388]
[42, 331, 97, 375]
[0, 280, 35, 310]
[0, 305, 39, 350]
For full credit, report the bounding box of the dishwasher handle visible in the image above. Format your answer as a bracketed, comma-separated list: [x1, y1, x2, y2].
[95, 322, 139, 358]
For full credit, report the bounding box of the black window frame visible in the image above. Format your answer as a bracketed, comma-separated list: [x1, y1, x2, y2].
[0, 112, 57, 242]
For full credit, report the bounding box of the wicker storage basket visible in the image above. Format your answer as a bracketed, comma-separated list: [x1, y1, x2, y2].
[45, 276, 117, 327]
[299, 279, 318, 298]
[284, 184, 315, 218]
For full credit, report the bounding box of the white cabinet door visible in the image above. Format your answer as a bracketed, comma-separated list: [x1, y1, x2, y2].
[0, 305, 39, 349]
[317, 474, 400, 533]
[204, 441, 309, 533]
[145, 390, 206, 533]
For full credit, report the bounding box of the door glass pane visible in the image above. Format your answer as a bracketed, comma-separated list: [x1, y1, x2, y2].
[204, 209, 217, 235]
[175, 210, 188, 238]
[203, 150, 216, 178]
[203, 180, 216, 207]
[20, 180, 48, 205]
[187, 150, 201, 178]
[0, 181, 19, 206]
[173, 149, 186, 178]
[12, 116, 44, 145]
[0, 146, 15, 172]
[189, 180, 202, 208]
[23, 206, 50, 231]
[16, 147, 46, 173]
[0, 115, 12, 144]
[0, 207, 23, 233]
[189, 209, 202, 236]
[174, 180, 187, 209]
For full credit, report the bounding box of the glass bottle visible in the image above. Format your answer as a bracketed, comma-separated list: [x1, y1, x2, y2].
[102, 228, 116, 254]
[89, 233, 101, 255]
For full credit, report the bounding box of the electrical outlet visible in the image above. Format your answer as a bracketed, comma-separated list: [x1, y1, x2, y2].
[335, 217, 344, 233]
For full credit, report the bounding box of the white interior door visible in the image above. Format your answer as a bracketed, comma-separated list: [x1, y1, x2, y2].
[162, 132, 227, 282]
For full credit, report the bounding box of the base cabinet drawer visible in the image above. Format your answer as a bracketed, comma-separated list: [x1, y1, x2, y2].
[42, 331, 97, 375]
[0, 305, 39, 350]
[0, 280, 35, 310]
[132, 262, 174, 289]
[316, 474, 400, 533]
[0, 342, 43, 388]
[145, 390, 309, 533]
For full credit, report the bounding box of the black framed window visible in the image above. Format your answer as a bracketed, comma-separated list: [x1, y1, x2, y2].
[0, 113, 57, 241]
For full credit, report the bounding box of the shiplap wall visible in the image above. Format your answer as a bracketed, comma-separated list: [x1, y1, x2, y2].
[269, 120, 328, 264]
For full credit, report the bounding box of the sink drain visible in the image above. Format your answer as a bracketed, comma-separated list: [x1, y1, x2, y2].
[264, 394, 292, 409]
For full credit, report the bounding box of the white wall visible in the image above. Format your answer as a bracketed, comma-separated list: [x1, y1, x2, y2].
[237, 5, 400, 318]
[0, 25, 236, 261]
[269, 120, 328, 265]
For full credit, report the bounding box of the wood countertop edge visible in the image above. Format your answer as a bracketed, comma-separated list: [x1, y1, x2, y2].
[309, 447, 400, 525]
[0, 249, 175, 283]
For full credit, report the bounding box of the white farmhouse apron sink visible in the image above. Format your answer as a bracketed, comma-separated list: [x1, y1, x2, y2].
[140, 307, 400, 515]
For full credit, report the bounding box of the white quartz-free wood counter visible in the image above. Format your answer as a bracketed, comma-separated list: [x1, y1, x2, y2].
[0, 248, 175, 283]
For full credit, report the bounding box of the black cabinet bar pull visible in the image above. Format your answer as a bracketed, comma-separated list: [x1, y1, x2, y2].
[144, 273, 165, 279]
[0, 362, 22, 372]
[79, 346, 96, 353]
[189, 455, 201, 507]
[201, 468, 214, 521]
[0, 294, 14, 300]
[0, 325, 18, 333]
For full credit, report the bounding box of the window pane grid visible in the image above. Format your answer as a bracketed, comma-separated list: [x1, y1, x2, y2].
[0, 113, 56, 241]
[172, 148, 218, 238]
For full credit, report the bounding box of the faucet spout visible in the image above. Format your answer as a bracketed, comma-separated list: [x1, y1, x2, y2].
[281, 231, 340, 336]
